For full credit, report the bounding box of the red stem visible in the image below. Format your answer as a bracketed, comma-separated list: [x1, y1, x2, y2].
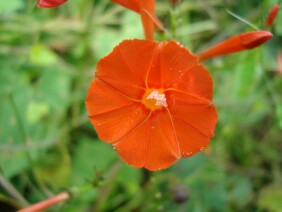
[17, 192, 70, 212]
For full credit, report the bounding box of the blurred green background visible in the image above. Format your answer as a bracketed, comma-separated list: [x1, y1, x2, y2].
[0, 0, 282, 211]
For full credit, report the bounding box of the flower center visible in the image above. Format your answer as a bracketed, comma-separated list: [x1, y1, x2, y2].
[142, 89, 167, 111]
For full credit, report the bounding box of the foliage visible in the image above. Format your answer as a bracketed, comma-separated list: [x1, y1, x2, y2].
[0, 0, 281, 211]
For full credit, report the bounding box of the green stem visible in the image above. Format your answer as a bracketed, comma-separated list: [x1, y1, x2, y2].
[8, 92, 32, 163]
[68, 183, 94, 198]
[0, 173, 29, 206]
[170, 8, 177, 39]
[8, 92, 52, 198]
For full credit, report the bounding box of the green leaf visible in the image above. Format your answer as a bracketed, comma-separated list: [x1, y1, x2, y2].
[258, 183, 282, 212]
[0, 95, 29, 178]
[36, 67, 71, 113]
[26, 102, 49, 124]
[34, 146, 71, 189]
[30, 44, 58, 66]
[0, 0, 24, 15]
[275, 105, 282, 129]
[94, 11, 142, 59]
[70, 137, 117, 185]
[227, 175, 253, 208]
[275, 8, 282, 36]
[230, 51, 262, 97]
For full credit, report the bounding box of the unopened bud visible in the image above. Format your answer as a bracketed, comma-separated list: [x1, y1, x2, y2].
[265, 4, 279, 27]
[198, 31, 273, 61]
[37, 0, 68, 8]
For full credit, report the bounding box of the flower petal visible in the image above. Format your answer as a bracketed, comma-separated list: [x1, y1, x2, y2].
[115, 110, 180, 171]
[146, 41, 198, 88]
[171, 115, 211, 158]
[86, 79, 133, 115]
[96, 39, 158, 98]
[86, 78, 149, 143]
[166, 90, 217, 137]
[171, 64, 213, 100]
[114, 116, 150, 168]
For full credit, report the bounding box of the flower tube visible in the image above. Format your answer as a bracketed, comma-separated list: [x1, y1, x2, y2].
[198, 31, 273, 61]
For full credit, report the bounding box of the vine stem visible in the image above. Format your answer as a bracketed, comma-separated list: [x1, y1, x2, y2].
[0, 173, 29, 206]
[8, 92, 32, 163]
[16, 161, 122, 211]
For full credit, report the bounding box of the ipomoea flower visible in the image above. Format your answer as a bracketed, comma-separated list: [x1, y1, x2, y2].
[86, 40, 217, 171]
[86, 1, 272, 171]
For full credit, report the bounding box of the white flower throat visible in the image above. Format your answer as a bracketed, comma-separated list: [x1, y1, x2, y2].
[146, 90, 168, 107]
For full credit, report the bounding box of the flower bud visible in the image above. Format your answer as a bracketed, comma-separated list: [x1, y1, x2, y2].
[37, 0, 68, 8]
[198, 31, 273, 61]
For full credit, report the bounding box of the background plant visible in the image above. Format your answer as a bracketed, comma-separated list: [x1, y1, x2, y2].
[0, 0, 281, 211]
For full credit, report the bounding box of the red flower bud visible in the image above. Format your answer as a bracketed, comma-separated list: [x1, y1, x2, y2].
[265, 4, 279, 27]
[198, 31, 273, 61]
[37, 0, 68, 8]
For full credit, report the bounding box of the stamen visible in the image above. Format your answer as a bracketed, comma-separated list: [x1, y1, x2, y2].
[146, 91, 167, 107]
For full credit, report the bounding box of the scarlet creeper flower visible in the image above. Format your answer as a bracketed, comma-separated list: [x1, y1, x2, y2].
[86, 40, 217, 171]
[85, 31, 272, 171]
[86, 1, 272, 171]
[265, 4, 279, 27]
[198, 31, 273, 61]
[37, 0, 68, 8]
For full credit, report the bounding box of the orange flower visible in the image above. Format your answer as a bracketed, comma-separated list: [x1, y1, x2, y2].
[86, 39, 217, 171]
[37, 0, 68, 8]
[86, 1, 273, 171]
